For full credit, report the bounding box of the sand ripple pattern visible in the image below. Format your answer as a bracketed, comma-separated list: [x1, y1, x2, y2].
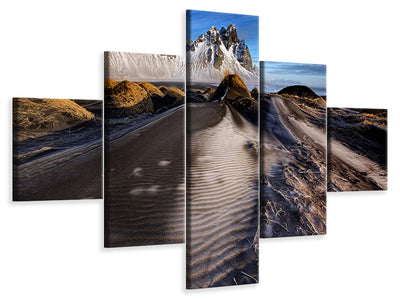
[186, 103, 259, 289]
[13, 140, 102, 201]
[105, 108, 185, 247]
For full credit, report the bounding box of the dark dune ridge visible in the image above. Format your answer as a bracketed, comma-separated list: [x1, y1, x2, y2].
[278, 85, 320, 99]
[260, 88, 327, 238]
[186, 73, 259, 288]
[13, 98, 102, 201]
[188, 73, 258, 124]
[104, 106, 185, 247]
[327, 108, 387, 191]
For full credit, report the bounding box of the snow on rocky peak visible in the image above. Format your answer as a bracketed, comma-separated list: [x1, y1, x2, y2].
[206, 26, 220, 43]
[187, 24, 258, 85]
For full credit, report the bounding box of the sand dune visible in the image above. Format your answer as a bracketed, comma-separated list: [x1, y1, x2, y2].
[105, 80, 185, 117]
[328, 139, 387, 190]
[104, 107, 185, 247]
[13, 99, 102, 201]
[13, 140, 102, 201]
[327, 108, 387, 191]
[186, 102, 259, 288]
[260, 95, 326, 238]
[13, 98, 95, 142]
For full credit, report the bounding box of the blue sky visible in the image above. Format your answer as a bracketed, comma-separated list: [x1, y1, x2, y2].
[187, 10, 259, 65]
[261, 61, 327, 95]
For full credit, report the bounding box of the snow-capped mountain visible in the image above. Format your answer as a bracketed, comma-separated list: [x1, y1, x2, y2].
[105, 52, 185, 82]
[187, 24, 258, 85]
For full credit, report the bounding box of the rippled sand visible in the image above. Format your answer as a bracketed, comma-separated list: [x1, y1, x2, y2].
[104, 107, 185, 247]
[186, 102, 259, 289]
[13, 141, 102, 201]
[13, 99, 102, 201]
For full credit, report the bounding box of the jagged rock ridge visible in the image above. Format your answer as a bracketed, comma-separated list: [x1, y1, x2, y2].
[187, 24, 258, 85]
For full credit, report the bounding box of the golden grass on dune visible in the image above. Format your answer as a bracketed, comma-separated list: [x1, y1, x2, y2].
[359, 112, 387, 128]
[108, 80, 150, 108]
[166, 87, 185, 97]
[105, 80, 185, 116]
[277, 93, 326, 111]
[250, 87, 259, 100]
[138, 82, 164, 98]
[161, 86, 185, 102]
[104, 78, 119, 89]
[214, 73, 251, 101]
[13, 98, 94, 134]
[208, 74, 257, 123]
[329, 108, 387, 128]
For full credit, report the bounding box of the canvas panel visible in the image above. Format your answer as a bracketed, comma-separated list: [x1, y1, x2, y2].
[104, 51, 185, 247]
[327, 108, 387, 191]
[186, 10, 260, 289]
[13, 98, 102, 201]
[260, 61, 327, 238]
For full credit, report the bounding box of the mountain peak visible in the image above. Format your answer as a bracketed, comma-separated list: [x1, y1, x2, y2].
[220, 24, 239, 50]
[202, 26, 220, 45]
[220, 24, 236, 34]
[220, 24, 235, 32]
[209, 25, 218, 31]
[220, 24, 253, 72]
[187, 25, 258, 84]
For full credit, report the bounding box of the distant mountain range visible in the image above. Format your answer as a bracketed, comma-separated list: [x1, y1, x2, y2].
[105, 52, 185, 82]
[187, 24, 258, 85]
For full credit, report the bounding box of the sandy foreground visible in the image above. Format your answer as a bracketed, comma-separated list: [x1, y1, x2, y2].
[260, 95, 327, 238]
[328, 139, 387, 190]
[13, 140, 102, 201]
[104, 106, 185, 247]
[327, 108, 387, 191]
[13, 99, 103, 201]
[186, 102, 259, 288]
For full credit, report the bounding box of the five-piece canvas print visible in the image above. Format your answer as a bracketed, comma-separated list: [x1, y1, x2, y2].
[327, 108, 387, 191]
[260, 62, 327, 238]
[104, 51, 185, 247]
[186, 10, 259, 289]
[10, 9, 389, 291]
[13, 98, 102, 201]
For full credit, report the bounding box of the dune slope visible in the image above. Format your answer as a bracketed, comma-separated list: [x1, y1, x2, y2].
[327, 108, 387, 191]
[13, 140, 102, 201]
[13, 98, 95, 142]
[186, 102, 259, 288]
[260, 94, 327, 238]
[104, 107, 185, 247]
[13, 99, 102, 201]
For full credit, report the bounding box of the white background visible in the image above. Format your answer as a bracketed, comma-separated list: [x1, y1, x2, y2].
[1, 0, 399, 299]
